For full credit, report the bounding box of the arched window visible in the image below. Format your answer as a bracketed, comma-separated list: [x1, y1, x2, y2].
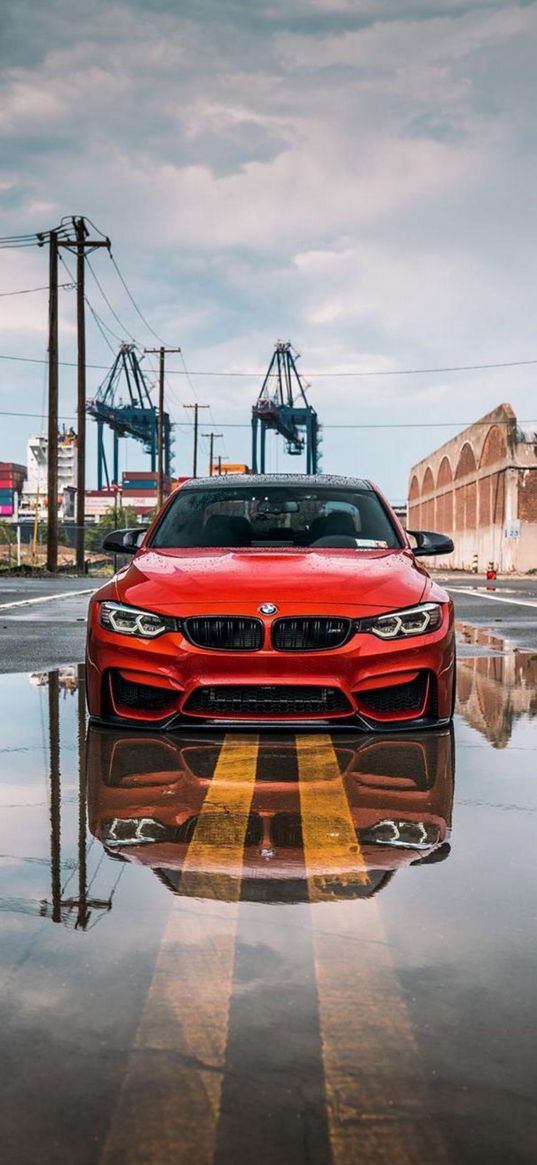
[480, 425, 507, 468]
[455, 442, 477, 480]
[437, 456, 452, 489]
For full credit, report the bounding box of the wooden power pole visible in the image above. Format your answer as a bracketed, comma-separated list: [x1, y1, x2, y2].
[59, 220, 110, 574]
[47, 231, 59, 573]
[75, 219, 87, 574]
[202, 432, 223, 476]
[144, 346, 181, 508]
[183, 403, 209, 478]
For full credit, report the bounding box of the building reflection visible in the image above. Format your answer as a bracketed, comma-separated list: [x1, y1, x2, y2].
[29, 665, 79, 695]
[86, 726, 454, 903]
[456, 625, 537, 747]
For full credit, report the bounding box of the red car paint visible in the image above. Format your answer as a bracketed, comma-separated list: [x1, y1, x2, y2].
[86, 475, 455, 729]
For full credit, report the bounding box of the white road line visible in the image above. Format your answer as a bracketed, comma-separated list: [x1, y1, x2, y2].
[449, 587, 537, 610]
[0, 589, 95, 611]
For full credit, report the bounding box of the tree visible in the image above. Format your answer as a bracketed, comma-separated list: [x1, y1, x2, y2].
[0, 521, 15, 566]
[85, 506, 140, 552]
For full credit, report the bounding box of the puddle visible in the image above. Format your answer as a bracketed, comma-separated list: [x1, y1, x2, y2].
[456, 622, 537, 747]
[2, 667, 537, 1164]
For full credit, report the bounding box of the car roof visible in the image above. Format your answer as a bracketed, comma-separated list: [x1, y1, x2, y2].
[179, 474, 373, 490]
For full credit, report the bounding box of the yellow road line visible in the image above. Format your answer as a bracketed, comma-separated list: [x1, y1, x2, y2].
[100, 735, 259, 1165]
[297, 734, 447, 1165]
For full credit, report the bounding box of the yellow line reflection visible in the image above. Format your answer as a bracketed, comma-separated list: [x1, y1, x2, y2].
[100, 734, 259, 1165]
[296, 734, 369, 900]
[297, 733, 447, 1165]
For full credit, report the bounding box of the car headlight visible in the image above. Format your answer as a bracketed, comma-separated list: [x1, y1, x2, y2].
[358, 602, 442, 640]
[360, 820, 440, 849]
[102, 817, 173, 846]
[99, 601, 179, 639]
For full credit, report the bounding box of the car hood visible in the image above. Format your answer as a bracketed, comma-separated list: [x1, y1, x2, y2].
[115, 547, 431, 614]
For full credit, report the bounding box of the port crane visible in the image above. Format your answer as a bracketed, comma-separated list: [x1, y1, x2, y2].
[87, 344, 173, 489]
[251, 342, 321, 474]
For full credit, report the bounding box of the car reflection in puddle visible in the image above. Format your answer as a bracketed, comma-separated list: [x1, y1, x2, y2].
[87, 727, 454, 904]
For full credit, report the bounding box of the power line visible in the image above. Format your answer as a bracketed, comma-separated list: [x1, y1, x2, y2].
[168, 357, 537, 378]
[108, 251, 165, 344]
[85, 303, 118, 354]
[0, 241, 46, 250]
[1, 408, 536, 430]
[58, 252, 118, 352]
[0, 233, 41, 241]
[0, 283, 73, 297]
[85, 255, 138, 344]
[178, 350, 200, 401]
[2, 350, 537, 378]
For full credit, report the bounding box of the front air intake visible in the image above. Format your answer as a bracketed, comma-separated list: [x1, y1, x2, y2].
[184, 685, 352, 717]
[110, 673, 177, 715]
[357, 674, 428, 717]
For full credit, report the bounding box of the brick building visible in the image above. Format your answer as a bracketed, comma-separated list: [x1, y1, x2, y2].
[407, 403, 537, 572]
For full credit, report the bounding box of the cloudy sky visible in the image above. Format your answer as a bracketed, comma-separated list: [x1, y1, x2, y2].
[1, 0, 536, 499]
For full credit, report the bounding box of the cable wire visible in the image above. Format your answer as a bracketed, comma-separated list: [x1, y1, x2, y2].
[1, 408, 536, 430]
[85, 255, 138, 344]
[2, 350, 537, 378]
[0, 282, 73, 297]
[57, 253, 118, 355]
[108, 251, 165, 344]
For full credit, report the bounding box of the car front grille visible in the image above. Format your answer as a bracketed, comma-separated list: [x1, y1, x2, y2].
[175, 814, 263, 847]
[182, 616, 263, 651]
[184, 685, 352, 717]
[357, 674, 428, 717]
[111, 672, 177, 714]
[272, 617, 352, 651]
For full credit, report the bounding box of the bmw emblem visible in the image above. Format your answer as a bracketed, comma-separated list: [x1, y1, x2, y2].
[259, 602, 278, 615]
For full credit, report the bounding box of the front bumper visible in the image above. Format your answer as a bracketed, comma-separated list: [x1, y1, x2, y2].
[86, 601, 455, 731]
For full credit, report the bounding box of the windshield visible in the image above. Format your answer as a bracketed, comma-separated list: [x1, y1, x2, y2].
[149, 486, 402, 549]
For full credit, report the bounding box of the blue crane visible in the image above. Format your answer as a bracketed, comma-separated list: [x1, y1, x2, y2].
[86, 344, 173, 489]
[251, 342, 321, 474]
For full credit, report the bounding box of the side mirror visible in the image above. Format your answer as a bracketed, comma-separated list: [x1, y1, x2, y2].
[408, 530, 454, 558]
[102, 527, 147, 555]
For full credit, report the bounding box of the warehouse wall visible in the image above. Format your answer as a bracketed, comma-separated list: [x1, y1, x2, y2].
[407, 404, 537, 572]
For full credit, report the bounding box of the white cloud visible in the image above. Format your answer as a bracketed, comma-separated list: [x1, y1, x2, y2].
[1, 0, 537, 496]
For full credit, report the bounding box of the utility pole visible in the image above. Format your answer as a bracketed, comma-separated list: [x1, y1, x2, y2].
[48, 670, 61, 923]
[75, 219, 87, 573]
[47, 231, 59, 573]
[54, 219, 110, 574]
[202, 432, 223, 476]
[76, 662, 89, 931]
[218, 454, 222, 476]
[183, 403, 209, 478]
[144, 346, 181, 507]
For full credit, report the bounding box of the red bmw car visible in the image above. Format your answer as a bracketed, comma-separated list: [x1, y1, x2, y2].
[86, 474, 455, 730]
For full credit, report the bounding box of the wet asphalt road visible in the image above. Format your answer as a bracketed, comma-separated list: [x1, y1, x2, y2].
[1, 574, 537, 1164]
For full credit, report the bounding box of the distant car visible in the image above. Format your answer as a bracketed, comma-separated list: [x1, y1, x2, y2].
[86, 474, 455, 730]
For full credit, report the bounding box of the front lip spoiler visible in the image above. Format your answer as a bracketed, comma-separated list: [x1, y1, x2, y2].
[89, 710, 450, 734]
